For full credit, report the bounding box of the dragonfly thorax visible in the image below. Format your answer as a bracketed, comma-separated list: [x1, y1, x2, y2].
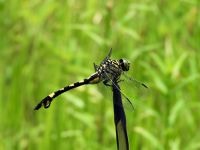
[95, 58, 129, 85]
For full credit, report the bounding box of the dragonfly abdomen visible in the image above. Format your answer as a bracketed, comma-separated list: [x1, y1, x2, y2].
[34, 73, 99, 110]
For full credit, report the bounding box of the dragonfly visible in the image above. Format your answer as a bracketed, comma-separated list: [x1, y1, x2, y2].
[34, 48, 148, 150]
[34, 48, 147, 110]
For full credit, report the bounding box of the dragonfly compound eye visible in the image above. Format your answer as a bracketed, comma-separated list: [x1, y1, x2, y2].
[119, 59, 130, 71]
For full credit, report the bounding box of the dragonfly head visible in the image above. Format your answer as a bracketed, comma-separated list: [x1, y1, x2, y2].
[119, 59, 130, 71]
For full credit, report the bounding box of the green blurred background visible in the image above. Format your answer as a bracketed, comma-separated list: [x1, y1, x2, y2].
[0, 0, 199, 150]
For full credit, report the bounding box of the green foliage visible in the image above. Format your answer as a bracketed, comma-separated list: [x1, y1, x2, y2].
[0, 0, 199, 149]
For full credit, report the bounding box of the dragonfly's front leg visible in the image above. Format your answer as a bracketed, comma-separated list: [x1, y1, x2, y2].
[103, 80, 112, 86]
[93, 63, 99, 72]
[116, 79, 124, 83]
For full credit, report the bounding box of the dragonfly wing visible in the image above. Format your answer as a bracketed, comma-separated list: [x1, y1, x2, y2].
[103, 71, 135, 111]
[102, 48, 112, 62]
[122, 73, 148, 89]
[121, 96, 134, 112]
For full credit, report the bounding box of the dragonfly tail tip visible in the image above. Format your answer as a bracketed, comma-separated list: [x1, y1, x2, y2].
[34, 103, 41, 110]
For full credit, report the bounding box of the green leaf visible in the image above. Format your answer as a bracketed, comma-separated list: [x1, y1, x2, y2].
[172, 52, 188, 79]
[168, 100, 184, 126]
[134, 126, 164, 150]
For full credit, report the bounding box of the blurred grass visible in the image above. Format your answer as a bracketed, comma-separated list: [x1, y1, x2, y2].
[0, 0, 199, 150]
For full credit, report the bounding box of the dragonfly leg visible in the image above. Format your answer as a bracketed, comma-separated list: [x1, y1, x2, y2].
[116, 79, 124, 83]
[103, 80, 112, 86]
[93, 63, 99, 72]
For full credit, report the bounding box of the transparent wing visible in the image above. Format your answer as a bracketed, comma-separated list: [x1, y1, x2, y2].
[122, 73, 148, 89]
[111, 80, 135, 111]
[102, 48, 112, 62]
[121, 72, 148, 90]
[103, 71, 135, 112]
